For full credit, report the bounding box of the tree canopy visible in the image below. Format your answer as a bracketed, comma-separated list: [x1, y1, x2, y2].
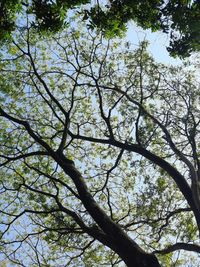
[0, 0, 200, 57]
[0, 25, 200, 266]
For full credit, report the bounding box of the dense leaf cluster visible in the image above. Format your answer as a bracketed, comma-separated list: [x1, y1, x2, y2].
[0, 0, 199, 57]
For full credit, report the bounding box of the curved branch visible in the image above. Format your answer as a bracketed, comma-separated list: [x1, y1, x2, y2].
[154, 242, 200, 255]
[69, 131, 200, 229]
[0, 151, 48, 167]
[109, 85, 196, 174]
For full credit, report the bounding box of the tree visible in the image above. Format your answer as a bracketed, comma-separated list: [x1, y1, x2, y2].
[0, 26, 200, 266]
[0, 0, 200, 57]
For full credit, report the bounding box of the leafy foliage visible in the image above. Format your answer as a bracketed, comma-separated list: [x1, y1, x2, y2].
[0, 0, 200, 57]
[0, 25, 200, 266]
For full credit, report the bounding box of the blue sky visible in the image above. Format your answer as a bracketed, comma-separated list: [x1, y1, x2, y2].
[126, 22, 182, 65]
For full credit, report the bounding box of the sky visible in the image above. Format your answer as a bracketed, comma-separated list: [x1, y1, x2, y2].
[126, 22, 182, 65]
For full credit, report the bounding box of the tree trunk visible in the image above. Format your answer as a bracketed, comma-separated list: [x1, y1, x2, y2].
[122, 252, 160, 267]
[56, 153, 161, 267]
[112, 239, 161, 267]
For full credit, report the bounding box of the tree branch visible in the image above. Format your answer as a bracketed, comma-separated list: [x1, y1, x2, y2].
[154, 242, 200, 254]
